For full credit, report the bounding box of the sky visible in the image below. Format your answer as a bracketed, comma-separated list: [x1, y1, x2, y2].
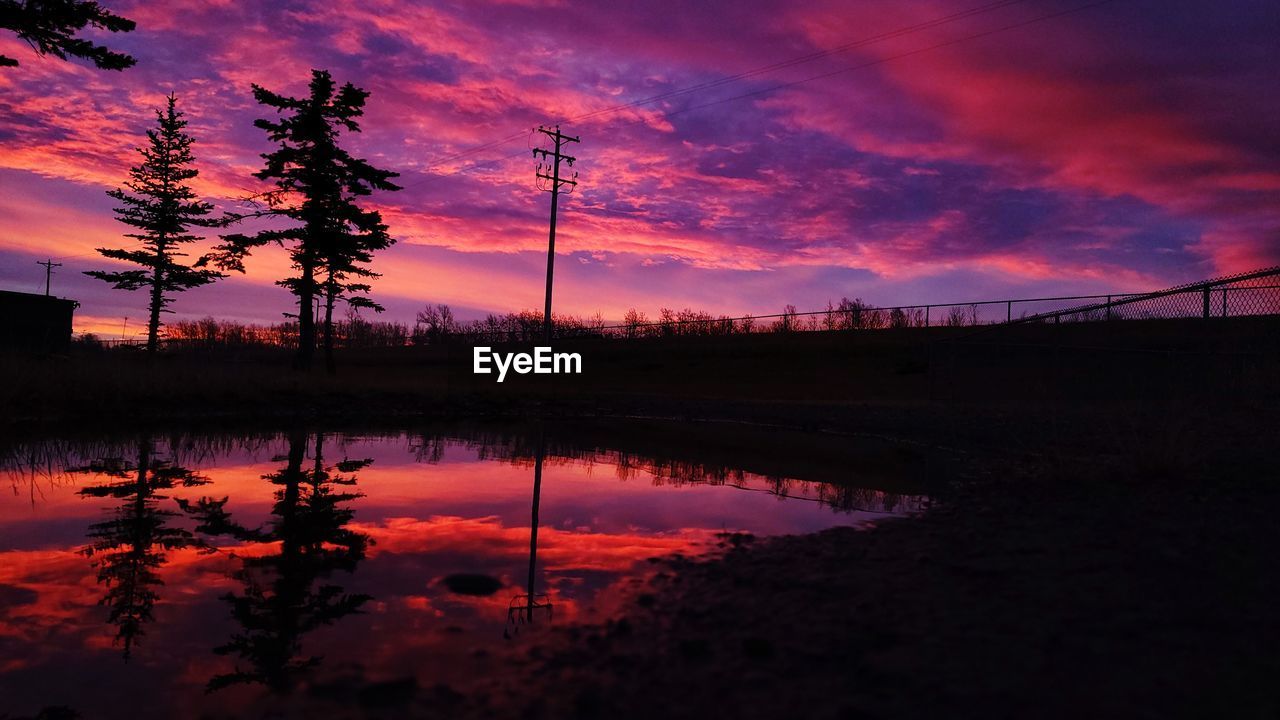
[0, 0, 1277, 336]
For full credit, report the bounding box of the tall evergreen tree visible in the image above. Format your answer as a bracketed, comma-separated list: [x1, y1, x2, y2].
[86, 94, 224, 352]
[207, 69, 400, 371]
[317, 218, 390, 372]
[0, 0, 136, 69]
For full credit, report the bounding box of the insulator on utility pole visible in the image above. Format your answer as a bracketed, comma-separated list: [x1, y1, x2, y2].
[532, 125, 579, 341]
[37, 258, 62, 297]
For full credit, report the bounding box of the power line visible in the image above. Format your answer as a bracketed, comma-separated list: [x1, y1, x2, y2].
[49, 250, 97, 261]
[37, 243, 150, 267]
[396, 147, 529, 193]
[423, 129, 533, 171]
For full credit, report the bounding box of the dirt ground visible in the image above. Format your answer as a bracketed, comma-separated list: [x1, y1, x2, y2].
[435, 421, 1280, 720]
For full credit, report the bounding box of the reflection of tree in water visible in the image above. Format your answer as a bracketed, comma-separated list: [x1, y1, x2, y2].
[647, 464, 923, 514]
[76, 440, 209, 661]
[575, 450, 921, 514]
[409, 434, 446, 463]
[430, 428, 926, 514]
[179, 431, 372, 693]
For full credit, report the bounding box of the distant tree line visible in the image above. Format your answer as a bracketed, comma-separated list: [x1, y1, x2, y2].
[77, 296, 1000, 350]
[139, 314, 410, 350]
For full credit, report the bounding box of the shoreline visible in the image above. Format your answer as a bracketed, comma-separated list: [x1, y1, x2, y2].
[445, 429, 1279, 719]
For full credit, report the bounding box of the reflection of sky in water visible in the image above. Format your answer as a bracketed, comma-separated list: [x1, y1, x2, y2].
[0, 432, 923, 718]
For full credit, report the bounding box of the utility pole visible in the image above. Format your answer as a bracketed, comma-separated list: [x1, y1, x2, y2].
[533, 125, 579, 341]
[36, 259, 61, 296]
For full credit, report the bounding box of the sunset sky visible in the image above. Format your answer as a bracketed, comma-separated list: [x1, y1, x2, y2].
[1, 0, 1277, 336]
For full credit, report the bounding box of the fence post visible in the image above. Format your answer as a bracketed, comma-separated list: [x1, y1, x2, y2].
[1202, 288, 1211, 318]
[1222, 288, 1228, 318]
[1006, 301, 1012, 323]
[925, 305, 930, 327]
[1105, 296, 1111, 321]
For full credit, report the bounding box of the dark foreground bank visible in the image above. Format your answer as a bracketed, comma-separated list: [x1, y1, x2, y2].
[3, 316, 1278, 434]
[449, 442, 1280, 720]
[3, 318, 1278, 719]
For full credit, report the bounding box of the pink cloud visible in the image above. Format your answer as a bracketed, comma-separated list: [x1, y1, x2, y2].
[2, 0, 1276, 325]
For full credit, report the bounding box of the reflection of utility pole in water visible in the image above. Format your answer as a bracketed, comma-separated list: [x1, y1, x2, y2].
[506, 428, 553, 638]
[526, 430, 543, 620]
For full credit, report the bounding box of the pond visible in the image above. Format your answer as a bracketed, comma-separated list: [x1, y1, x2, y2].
[0, 421, 929, 719]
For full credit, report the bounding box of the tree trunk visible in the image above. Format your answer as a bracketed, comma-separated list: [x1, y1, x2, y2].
[314, 432, 325, 477]
[296, 257, 315, 370]
[323, 286, 336, 375]
[147, 262, 163, 353]
[273, 428, 308, 691]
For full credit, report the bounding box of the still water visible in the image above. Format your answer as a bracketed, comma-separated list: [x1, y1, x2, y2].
[0, 425, 926, 718]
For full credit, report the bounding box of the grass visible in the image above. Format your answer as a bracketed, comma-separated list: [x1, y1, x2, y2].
[3, 315, 1277, 440]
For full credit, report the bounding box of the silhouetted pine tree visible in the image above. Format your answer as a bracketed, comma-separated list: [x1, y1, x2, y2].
[85, 94, 224, 352]
[179, 431, 372, 691]
[318, 230, 388, 372]
[0, 0, 136, 69]
[77, 440, 208, 660]
[207, 70, 400, 371]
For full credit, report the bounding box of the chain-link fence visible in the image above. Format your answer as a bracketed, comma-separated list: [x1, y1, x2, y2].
[1006, 266, 1280, 325]
[923, 266, 1280, 410]
[537, 265, 1280, 341]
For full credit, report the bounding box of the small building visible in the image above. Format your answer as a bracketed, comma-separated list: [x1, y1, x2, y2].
[0, 290, 78, 352]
